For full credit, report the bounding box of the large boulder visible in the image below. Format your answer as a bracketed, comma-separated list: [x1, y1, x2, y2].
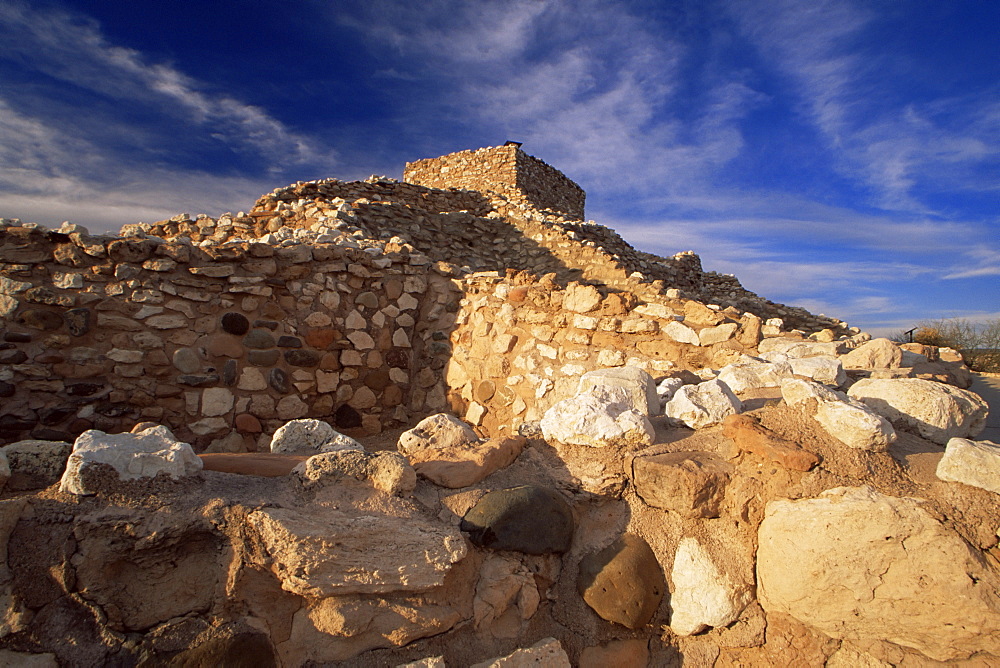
[541, 386, 654, 448]
[60, 427, 203, 495]
[782, 379, 896, 452]
[669, 537, 750, 636]
[840, 338, 903, 370]
[631, 451, 730, 518]
[936, 438, 1000, 495]
[246, 506, 467, 597]
[787, 356, 846, 387]
[578, 367, 658, 417]
[460, 486, 574, 555]
[578, 533, 665, 629]
[665, 380, 742, 430]
[757, 486, 1000, 661]
[716, 361, 794, 394]
[847, 378, 988, 444]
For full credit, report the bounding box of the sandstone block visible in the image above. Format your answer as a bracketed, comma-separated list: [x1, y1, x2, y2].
[408, 437, 526, 489]
[632, 451, 730, 518]
[757, 486, 1000, 661]
[295, 449, 416, 495]
[60, 426, 203, 495]
[669, 537, 750, 636]
[848, 378, 988, 444]
[578, 533, 664, 629]
[579, 639, 649, 668]
[937, 438, 1000, 495]
[470, 638, 570, 668]
[665, 380, 742, 430]
[723, 414, 820, 471]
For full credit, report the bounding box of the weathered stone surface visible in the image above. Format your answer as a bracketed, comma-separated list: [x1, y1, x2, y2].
[814, 397, 895, 452]
[723, 414, 820, 471]
[470, 638, 571, 668]
[788, 355, 846, 386]
[65, 308, 91, 336]
[578, 366, 658, 416]
[269, 418, 363, 454]
[201, 387, 234, 417]
[295, 449, 416, 495]
[757, 486, 1000, 661]
[460, 486, 573, 554]
[936, 438, 1000, 494]
[665, 380, 742, 430]
[1, 440, 71, 490]
[848, 378, 988, 444]
[172, 347, 202, 374]
[578, 533, 664, 629]
[246, 506, 467, 596]
[699, 322, 738, 346]
[398, 413, 479, 455]
[244, 328, 276, 349]
[247, 349, 280, 366]
[663, 320, 699, 345]
[840, 338, 902, 370]
[717, 361, 794, 393]
[541, 385, 654, 448]
[408, 436, 526, 489]
[632, 451, 730, 518]
[18, 309, 63, 331]
[579, 639, 649, 668]
[563, 282, 602, 313]
[60, 426, 203, 495]
[472, 552, 540, 636]
[669, 537, 750, 636]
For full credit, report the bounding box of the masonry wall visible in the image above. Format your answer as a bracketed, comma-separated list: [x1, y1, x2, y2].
[0, 224, 462, 448]
[404, 145, 586, 220]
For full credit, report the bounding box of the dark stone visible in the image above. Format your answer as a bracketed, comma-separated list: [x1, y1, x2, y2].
[247, 349, 280, 367]
[283, 349, 320, 367]
[107, 238, 155, 262]
[243, 328, 276, 350]
[364, 368, 390, 391]
[0, 381, 14, 398]
[158, 625, 277, 668]
[0, 349, 27, 364]
[221, 312, 250, 335]
[94, 401, 137, 418]
[277, 335, 302, 348]
[2, 331, 31, 343]
[0, 411, 37, 433]
[269, 368, 288, 393]
[460, 485, 574, 555]
[24, 286, 72, 307]
[577, 533, 665, 629]
[223, 359, 238, 386]
[385, 349, 410, 368]
[179, 374, 220, 387]
[18, 309, 64, 331]
[334, 404, 362, 429]
[253, 319, 279, 330]
[66, 307, 92, 336]
[29, 427, 74, 443]
[39, 405, 76, 426]
[66, 382, 105, 396]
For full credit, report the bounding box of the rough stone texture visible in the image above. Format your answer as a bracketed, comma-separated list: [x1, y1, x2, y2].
[60, 427, 203, 495]
[848, 378, 988, 444]
[631, 451, 730, 518]
[460, 486, 574, 554]
[787, 355, 846, 386]
[578, 533, 665, 630]
[814, 397, 896, 452]
[398, 413, 480, 455]
[295, 450, 416, 496]
[562, 282, 602, 313]
[665, 380, 743, 430]
[669, 537, 750, 636]
[407, 436, 526, 489]
[469, 637, 571, 668]
[472, 552, 540, 637]
[840, 338, 903, 370]
[578, 639, 649, 668]
[247, 506, 467, 597]
[1, 440, 70, 491]
[936, 438, 1000, 495]
[269, 419, 363, 454]
[540, 386, 654, 448]
[723, 414, 821, 472]
[716, 361, 794, 394]
[757, 486, 1000, 661]
[578, 366, 658, 417]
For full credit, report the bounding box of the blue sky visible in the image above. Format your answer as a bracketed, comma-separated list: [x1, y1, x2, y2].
[1, 0, 997, 336]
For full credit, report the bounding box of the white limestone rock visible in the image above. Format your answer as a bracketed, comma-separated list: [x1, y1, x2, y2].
[716, 361, 794, 393]
[578, 366, 658, 417]
[669, 537, 750, 636]
[663, 320, 700, 345]
[398, 413, 480, 455]
[59, 427, 203, 495]
[270, 419, 363, 454]
[937, 438, 1000, 495]
[656, 377, 685, 407]
[665, 380, 743, 430]
[848, 378, 988, 444]
[787, 356, 846, 387]
[541, 386, 655, 448]
[782, 379, 896, 451]
[840, 337, 903, 370]
[757, 486, 1000, 661]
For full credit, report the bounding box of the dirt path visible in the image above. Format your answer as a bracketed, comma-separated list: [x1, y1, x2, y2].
[971, 373, 1000, 443]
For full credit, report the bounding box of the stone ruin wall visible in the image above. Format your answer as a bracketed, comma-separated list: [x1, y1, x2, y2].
[0, 225, 466, 448]
[404, 144, 586, 220]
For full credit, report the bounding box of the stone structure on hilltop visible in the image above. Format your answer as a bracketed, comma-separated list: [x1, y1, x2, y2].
[1, 146, 996, 667]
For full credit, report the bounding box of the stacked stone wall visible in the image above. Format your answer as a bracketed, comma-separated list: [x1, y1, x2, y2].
[404, 144, 586, 219]
[0, 224, 463, 448]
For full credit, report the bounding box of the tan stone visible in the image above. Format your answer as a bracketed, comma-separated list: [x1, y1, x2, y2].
[408, 437, 526, 489]
[722, 414, 820, 471]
